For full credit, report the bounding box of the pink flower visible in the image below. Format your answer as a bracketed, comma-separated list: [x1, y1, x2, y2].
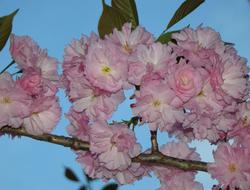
[221, 54, 250, 100]
[23, 97, 61, 135]
[89, 120, 141, 170]
[185, 82, 224, 116]
[106, 23, 154, 55]
[228, 102, 250, 145]
[160, 142, 201, 161]
[76, 151, 147, 184]
[168, 62, 204, 102]
[66, 108, 90, 142]
[208, 143, 250, 189]
[76, 151, 100, 179]
[17, 68, 43, 96]
[158, 173, 203, 190]
[114, 163, 148, 184]
[10, 34, 60, 96]
[10, 34, 46, 69]
[62, 33, 99, 91]
[0, 73, 32, 128]
[36, 56, 60, 96]
[128, 43, 176, 85]
[154, 142, 202, 190]
[72, 78, 125, 121]
[63, 33, 98, 66]
[85, 40, 128, 92]
[171, 27, 225, 62]
[132, 75, 184, 131]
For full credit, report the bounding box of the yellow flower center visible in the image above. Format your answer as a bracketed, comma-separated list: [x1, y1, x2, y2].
[123, 42, 133, 54]
[0, 96, 12, 104]
[243, 115, 248, 126]
[152, 99, 161, 108]
[32, 112, 39, 117]
[180, 75, 190, 86]
[228, 163, 237, 173]
[197, 90, 205, 97]
[101, 65, 112, 75]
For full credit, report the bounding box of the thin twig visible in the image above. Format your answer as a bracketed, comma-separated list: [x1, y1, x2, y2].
[150, 130, 159, 153]
[0, 60, 15, 74]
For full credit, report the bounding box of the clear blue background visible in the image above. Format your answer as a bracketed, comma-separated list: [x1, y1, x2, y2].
[0, 1, 250, 190]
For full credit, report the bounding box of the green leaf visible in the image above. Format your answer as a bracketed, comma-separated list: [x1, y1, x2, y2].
[224, 41, 234, 46]
[102, 183, 118, 190]
[167, 0, 204, 30]
[111, 0, 139, 28]
[156, 30, 180, 44]
[0, 9, 19, 52]
[98, 0, 127, 38]
[64, 167, 80, 182]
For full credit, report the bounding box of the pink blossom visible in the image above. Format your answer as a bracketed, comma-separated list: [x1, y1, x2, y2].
[0, 73, 32, 128]
[17, 68, 43, 96]
[66, 108, 90, 142]
[171, 27, 225, 62]
[168, 122, 195, 142]
[35, 55, 60, 96]
[154, 142, 201, 190]
[160, 142, 200, 161]
[185, 82, 224, 116]
[89, 120, 141, 170]
[208, 143, 250, 189]
[114, 163, 148, 184]
[23, 97, 61, 135]
[62, 33, 99, 91]
[158, 173, 203, 190]
[221, 54, 250, 100]
[228, 102, 250, 145]
[76, 151, 100, 179]
[72, 78, 125, 121]
[168, 62, 204, 102]
[214, 113, 237, 133]
[9, 34, 46, 69]
[106, 23, 154, 55]
[236, 102, 250, 127]
[10, 34, 60, 96]
[76, 151, 147, 184]
[63, 33, 98, 66]
[85, 40, 128, 92]
[132, 75, 184, 131]
[128, 43, 176, 85]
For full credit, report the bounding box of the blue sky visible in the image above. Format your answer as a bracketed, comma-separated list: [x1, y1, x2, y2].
[0, 1, 250, 190]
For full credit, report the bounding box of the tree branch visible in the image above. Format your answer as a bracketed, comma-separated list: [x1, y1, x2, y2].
[0, 126, 208, 172]
[0, 126, 90, 150]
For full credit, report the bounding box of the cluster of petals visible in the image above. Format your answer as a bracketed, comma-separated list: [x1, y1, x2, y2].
[0, 34, 61, 135]
[3, 22, 250, 189]
[71, 120, 146, 185]
[61, 23, 250, 188]
[208, 143, 250, 189]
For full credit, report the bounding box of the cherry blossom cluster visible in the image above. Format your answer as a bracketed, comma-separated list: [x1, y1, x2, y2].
[62, 23, 250, 189]
[1, 22, 250, 190]
[0, 34, 61, 135]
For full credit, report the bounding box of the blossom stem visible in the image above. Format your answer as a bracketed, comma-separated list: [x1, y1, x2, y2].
[150, 130, 159, 153]
[0, 126, 208, 172]
[0, 60, 15, 74]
